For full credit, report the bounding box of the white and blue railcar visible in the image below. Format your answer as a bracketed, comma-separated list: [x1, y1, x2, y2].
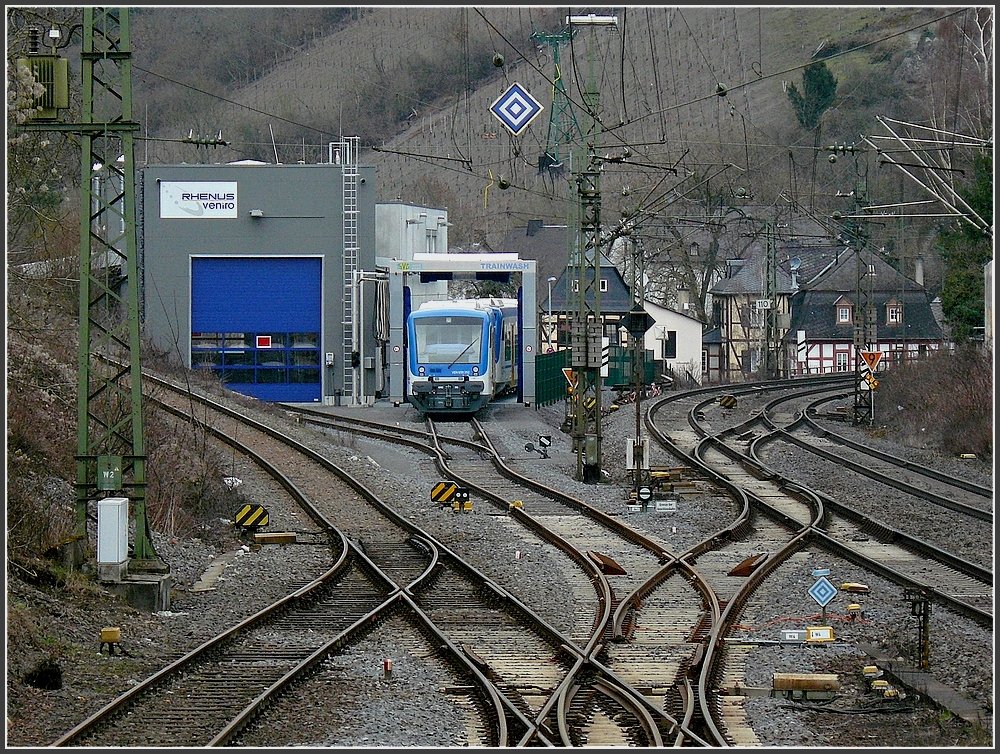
[406, 298, 519, 414]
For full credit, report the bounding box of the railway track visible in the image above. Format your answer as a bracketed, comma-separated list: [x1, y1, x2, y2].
[774, 393, 993, 521]
[55, 377, 557, 746]
[284, 405, 714, 745]
[650, 379, 992, 624]
[62, 371, 703, 746]
[62, 368, 990, 746]
[642, 375, 992, 743]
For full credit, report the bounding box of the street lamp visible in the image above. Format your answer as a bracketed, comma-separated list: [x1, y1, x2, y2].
[547, 276, 557, 351]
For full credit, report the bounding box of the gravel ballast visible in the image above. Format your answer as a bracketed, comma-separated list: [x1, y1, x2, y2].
[5, 391, 993, 748]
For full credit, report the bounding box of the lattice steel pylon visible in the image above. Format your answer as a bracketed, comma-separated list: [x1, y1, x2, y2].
[75, 8, 161, 569]
[846, 152, 876, 426]
[763, 220, 779, 379]
[531, 28, 582, 173]
[567, 21, 613, 484]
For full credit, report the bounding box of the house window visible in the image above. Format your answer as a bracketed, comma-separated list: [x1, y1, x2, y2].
[838, 306, 851, 323]
[835, 352, 849, 371]
[661, 330, 677, 359]
[571, 280, 579, 292]
[599, 278, 608, 292]
[887, 305, 902, 324]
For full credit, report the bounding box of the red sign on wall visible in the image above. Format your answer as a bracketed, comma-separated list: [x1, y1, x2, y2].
[256, 335, 272, 349]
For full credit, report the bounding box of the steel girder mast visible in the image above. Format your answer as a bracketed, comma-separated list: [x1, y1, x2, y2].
[74, 8, 162, 568]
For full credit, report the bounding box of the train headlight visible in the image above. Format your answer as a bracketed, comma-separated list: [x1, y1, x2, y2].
[418, 366, 425, 375]
[472, 366, 479, 375]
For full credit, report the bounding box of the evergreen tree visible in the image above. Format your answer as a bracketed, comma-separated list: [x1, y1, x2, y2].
[786, 61, 838, 208]
[938, 153, 993, 342]
[786, 61, 838, 130]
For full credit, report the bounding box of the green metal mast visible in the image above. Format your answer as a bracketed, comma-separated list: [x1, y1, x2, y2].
[75, 8, 162, 569]
[567, 15, 616, 483]
[849, 155, 876, 426]
[531, 28, 582, 173]
[763, 220, 778, 379]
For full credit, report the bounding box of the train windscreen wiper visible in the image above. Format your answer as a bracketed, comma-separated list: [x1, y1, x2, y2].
[448, 336, 480, 368]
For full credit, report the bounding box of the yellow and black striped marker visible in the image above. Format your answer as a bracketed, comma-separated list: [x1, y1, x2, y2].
[719, 394, 738, 408]
[431, 480, 459, 504]
[235, 504, 269, 529]
[584, 396, 597, 410]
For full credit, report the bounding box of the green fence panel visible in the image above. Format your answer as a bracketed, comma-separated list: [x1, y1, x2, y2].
[604, 347, 656, 388]
[535, 348, 570, 407]
[534, 347, 656, 407]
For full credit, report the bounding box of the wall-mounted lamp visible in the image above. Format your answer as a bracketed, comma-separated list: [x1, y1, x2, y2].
[249, 209, 264, 218]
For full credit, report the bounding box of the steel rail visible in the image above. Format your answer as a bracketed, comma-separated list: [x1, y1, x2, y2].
[804, 393, 992, 498]
[686, 382, 993, 626]
[756, 406, 992, 523]
[139, 376, 536, 743]
[435, 419, 711, 745]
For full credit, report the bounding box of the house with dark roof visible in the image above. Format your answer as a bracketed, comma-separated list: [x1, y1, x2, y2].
[707, 231, 944, 381]
[708, 253, 797, 380]
[787, 247, 944, 375]
[498, 220, 636, 351]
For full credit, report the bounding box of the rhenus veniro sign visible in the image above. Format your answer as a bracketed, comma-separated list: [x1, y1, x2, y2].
[160, 181, 238, 218]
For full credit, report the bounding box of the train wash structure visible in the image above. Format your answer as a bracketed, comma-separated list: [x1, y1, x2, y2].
[379, 253, 537, 408]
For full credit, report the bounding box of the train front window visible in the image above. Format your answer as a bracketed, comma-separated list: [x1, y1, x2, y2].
[414, 316, 483, 364]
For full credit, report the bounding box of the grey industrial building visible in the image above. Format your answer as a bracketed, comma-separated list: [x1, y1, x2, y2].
[140, 147, 377, 405]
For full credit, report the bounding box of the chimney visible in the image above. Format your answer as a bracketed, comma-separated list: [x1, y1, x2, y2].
[915, 256, 924, 286]
[676, 288, 689, 309]
[526, 219, 543, 237]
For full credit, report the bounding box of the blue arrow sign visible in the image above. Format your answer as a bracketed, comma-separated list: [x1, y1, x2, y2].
[490, 82, 544, 136]
[808, 576, 838, 607]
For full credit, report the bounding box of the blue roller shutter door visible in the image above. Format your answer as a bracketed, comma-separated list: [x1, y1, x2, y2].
[191, 257, 322, 402]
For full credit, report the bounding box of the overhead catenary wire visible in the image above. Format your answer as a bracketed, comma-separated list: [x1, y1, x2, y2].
[125, 6, 975, 233]
[611, 8, 968, 132]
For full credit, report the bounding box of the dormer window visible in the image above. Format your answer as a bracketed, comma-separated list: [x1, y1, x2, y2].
[599, 278, 608, 292]
[886, 300, 903, 325]
[833, 295, 853, 325]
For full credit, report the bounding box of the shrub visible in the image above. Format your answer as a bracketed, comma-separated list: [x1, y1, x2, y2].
[878, 346, 993, 458]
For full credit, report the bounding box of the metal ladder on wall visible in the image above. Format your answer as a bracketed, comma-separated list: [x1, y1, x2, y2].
[338, 136, 360, 403]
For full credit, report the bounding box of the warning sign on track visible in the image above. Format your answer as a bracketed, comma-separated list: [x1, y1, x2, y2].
[431, 480, 459, 504]
[235, 504, 269, 529]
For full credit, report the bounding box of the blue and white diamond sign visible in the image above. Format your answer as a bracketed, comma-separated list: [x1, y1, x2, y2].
[490, 82, 544, 136]
[808, 576, 838, 607]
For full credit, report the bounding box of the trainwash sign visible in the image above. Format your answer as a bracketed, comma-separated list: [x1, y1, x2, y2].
[160, 181, 238, 219]
[480, 261, 529, 271]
